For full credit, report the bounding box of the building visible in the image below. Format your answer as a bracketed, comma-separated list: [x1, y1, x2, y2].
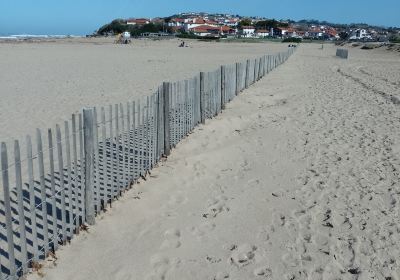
[184, 18, 208, 31]
[168, 18, 185, 28]
[126, 18, 150, 26]
[190, 25, 219, 37]
[255, 29, 269, 38]
[190, 25, 235, 37]
[349, 29, 371, 40]
[241, 26, 255, 38]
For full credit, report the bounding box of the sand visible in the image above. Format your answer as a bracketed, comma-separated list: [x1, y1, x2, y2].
[0, 38, 285, 146]
[23, 43, 400, 280]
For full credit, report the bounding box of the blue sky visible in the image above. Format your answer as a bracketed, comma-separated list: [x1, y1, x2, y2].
[1, 0, 399, 35]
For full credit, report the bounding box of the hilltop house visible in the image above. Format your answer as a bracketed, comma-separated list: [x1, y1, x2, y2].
[183, 18, 220, 31]
[127, 18, 150, 25]
[168, 18, 185, 27]
[190, 25, 235, 37]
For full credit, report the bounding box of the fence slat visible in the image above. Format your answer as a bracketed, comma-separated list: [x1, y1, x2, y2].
[108, 105, 115, 203]
[126, 102, 131, 184]
[0, 143, 17, 277]
[55, 125, 67, 244]
[101, 107, 108, 209]
[64, 121, 73, 238]
[14, 140, 28, 274]
[36, 129, 50, 256]
[48, 128, 59, 251]
[26, 135, 39, 261]
[93, 108, 101, 213]
[78, 114, 85, 224]
[71, 114, 80, 234]
[114, 104, 121, 195]
[163, 82, 171, 156]
[132, 101, 137, 179]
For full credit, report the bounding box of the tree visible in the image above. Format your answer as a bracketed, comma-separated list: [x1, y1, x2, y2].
[254, 19, 286, 29]
[239, 19, 252, 27]
[339, 31, 349, 40]
[97, 19, 127, 35]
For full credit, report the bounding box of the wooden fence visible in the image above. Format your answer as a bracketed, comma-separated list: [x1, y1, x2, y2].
[0, 47, 295, 279]
[336, 48, 349, 59]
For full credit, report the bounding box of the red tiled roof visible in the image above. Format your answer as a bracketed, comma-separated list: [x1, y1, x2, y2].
[127, 18, 150, 24]
[190, 25, 219, 32]
[172, 18, 185, 23]
[194, 18, 206, 24]
[220, 26, 234, 32]
[205, 20, 218, 25]
[190, 25, 234, 33]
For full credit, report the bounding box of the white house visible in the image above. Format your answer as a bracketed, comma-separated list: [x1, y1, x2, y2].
[349, 29, 371, 40]
[168, 18, 185, 27]
[255, 29, 269, 38]
[183, 18, 207, 31]
[241, 26, 255, 38]
[225, 19, 239, 27]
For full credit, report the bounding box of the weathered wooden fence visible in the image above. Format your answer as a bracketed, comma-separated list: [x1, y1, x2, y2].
[336, 48, 349, 59]
[0, 47, 295, 279]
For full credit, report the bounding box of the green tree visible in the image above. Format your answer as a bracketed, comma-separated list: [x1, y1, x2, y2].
[97, 19, 127, 35]
[239, 19, 252, 27]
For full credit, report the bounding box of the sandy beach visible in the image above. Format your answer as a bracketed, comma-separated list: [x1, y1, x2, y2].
[0, 38, 285, 145]
[20, 42, 400, 280]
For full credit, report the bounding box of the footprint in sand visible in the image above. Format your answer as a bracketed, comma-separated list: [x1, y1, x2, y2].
[167, 192, 188, 207]
[332, 237, 356, 270]
[229, 244, 257, 268]
[281, 253, 300, 268]
[189, 221, 216, 239]
[160, 228, 182, 250]
[272, 212, 286, 227]
[193, 161, 207, 176]
[203, 195, 230, 218]
[213, 272, 230, 280]
[145, 255, 172, 280]
[253, 266, 273, 278]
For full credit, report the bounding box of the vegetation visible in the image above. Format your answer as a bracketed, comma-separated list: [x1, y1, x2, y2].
[282, 37, 302, 43]
[238, 19, 252, 27]
[176, 31, 199, 39]
[255, 19, 289, 29]
[97, 19, 171, 36]
[389, 35, 400, 43]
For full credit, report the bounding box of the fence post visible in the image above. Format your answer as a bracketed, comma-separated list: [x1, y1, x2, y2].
[220, 65, 226, 110]
[245, 59, 250, 89]
[199, 72, 206, 124]
[235, 63, 240, 95]
[83, 108, 95, 226]
[162, 82, 171, 156]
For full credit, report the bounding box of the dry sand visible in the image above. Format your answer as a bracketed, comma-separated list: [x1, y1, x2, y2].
[24, 43, 400, 280]
[0, 38, 285, 145]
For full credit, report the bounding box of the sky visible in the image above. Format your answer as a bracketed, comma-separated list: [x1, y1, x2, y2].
[0, 0, 399, 35]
